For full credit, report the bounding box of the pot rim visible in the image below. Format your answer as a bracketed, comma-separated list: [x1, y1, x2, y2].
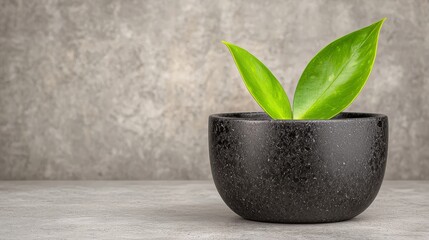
[209, 111, 387, 123]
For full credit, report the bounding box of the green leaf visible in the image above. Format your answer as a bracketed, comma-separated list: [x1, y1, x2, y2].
[222, 41, 292, 120]
[293, 19, 385, 120]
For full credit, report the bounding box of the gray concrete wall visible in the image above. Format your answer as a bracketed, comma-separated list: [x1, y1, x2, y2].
[0, 0, 428, 180]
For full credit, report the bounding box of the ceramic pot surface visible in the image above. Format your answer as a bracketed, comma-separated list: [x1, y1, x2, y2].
[209, 112, 388, 223]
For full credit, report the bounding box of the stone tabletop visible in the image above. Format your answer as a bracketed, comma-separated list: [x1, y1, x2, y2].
[0, 181, 428, 240]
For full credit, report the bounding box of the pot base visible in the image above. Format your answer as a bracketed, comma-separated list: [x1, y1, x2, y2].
[241, 215, 355, 224]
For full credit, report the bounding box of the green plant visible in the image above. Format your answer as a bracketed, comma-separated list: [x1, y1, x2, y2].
[223, 18, 385, 120]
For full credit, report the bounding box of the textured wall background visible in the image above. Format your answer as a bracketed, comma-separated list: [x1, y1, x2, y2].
[0, 0, 428, 180]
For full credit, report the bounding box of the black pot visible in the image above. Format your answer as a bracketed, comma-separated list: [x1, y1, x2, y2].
[208, 112, 388, 223]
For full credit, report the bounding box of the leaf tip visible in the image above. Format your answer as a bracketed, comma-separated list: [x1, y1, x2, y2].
[376, 18, 387, 27]
[221, 40, 232, 46]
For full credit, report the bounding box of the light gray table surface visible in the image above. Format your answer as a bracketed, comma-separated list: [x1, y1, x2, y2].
[0, 181, 428, 240]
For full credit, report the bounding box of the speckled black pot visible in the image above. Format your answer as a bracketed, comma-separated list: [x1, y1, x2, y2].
[209, 112, 388, 223]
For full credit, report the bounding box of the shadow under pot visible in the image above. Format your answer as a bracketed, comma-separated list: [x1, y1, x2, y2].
[208, 112, 388, 223]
